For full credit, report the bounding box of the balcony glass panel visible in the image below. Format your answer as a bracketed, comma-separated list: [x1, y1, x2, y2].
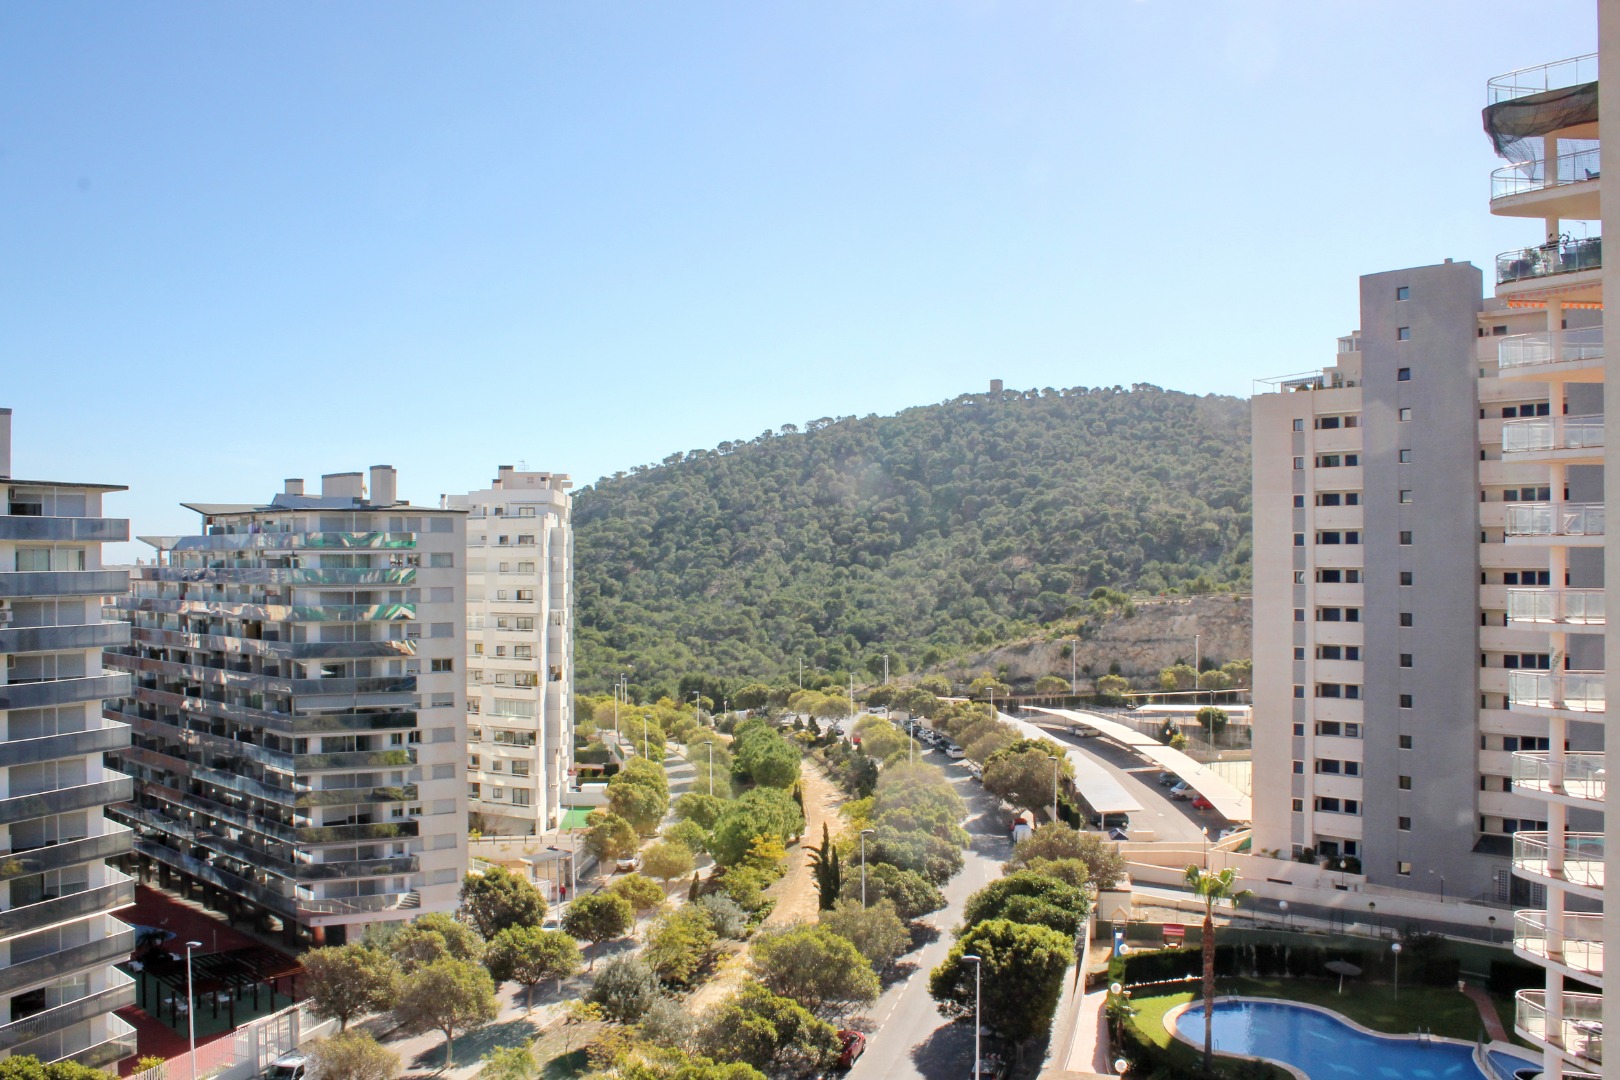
[0, 722, 131, 769]
[0, 518, 127, 543]
[1499, 327, 1604, 370]
[1504, 502, 1604, 537]
[1501, 415, 1604, 455]
[1506, 588, 1605, 625]
[1513, 751, 1607, 802]
[0, 675, 131, 713]
[0, 571, 128, 599]
[0, 873, 135, 940]
[1497, 237, 1603, 285]
[1513, 911, 1603, 978]
[0, 931, 136, 997]
[1508, 670, 1605, 713]
[1516, 988, 1604, 1065]
[0, 829, 134, 882]
[1492, 148, 1603, 199]
[0, 623, 128, 656]
[0, 778, 135, 825]
[0, 973, 136, 1051]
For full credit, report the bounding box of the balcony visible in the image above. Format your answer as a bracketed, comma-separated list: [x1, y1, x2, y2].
[0, 930, 136, 1000]
[1501, 415, 1604, 460]
[0, 622, 128, 656]
[1513, 751, 1606, 805]
[1509, 670, 1605, 714]
[0, 674, 132, 712]
[0, 828, 134, 882]
[0, 517, 128, 543]
[0, 571, 128, 600]
[1491, 148, 1602, 219]
[0, 719, 130, 769]
[1497, 236, 1602, 289]
[0, 873, 135, 941]
[1517, 988, 1604, 1069]
[1504, 502, 1604, 542]
[1488, 53, 1599, 105]
[0, 972, 136, 1052]
[0, 777, 135, 825]
[1513, 830, 1605, 894]
[1498, 327, 1605, 379]
[1514, 911, 1604, 984]
[1506, 587, 1605, 626]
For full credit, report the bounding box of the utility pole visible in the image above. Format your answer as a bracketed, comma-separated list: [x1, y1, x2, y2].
[799, 657, 804, 688]
[883, 654, 889, 685]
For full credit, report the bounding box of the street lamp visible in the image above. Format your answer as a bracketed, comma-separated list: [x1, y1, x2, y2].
[860, 828, 875, 906]
[706, 742, 715, 798]
[1201, 826, 1210, 870]
[1488, 915, 1498, 944]
[1368, 901, 1377, 935]
[962, 954, 983, 1080]
[1278, 900, 1289, 932]
[1052, 757, 1061, 825]
[1390, 941, 1402, 1000]
[184, 940, 203, 1080]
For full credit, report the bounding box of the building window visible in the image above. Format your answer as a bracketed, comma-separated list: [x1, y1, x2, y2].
[1294, 534, 1305, 547]
[1397, 327, 1411, 341]
[430, 658, 454, 673]
[430, 553, 454, 567]
[1293, 495, 1305, 508]
[1293, 685, 1304, 698]
[1399, 407, 1411, 421]
[1399, 531, 1412, 545]
[1399, 571, 1413, 586]
[1292, 761, 1304, 774]
[1398, 816, 1411, 831]
[1293, 457, 1305, 471]
[1397, 862, 1412, 876]
[1398, 449, 1412, 463]
[511, 789, 532, 807]
[1293, 419, 1304, 431]
[1399, 654, 1412, 667]
[516, 589, 535, 601]
[1399, 490, 1412, 504]
[1292, 799, 1304, 812]
[1399, 694, 1412, 708]
[1398, 775, 1412, 790]
[1294, 609, 1305, 622]
[1399, 612, 1413, 627]
[1397, 367, 1411, 381]
[1292, 723, 1305, 736]
[1396, 286, 1410, 301]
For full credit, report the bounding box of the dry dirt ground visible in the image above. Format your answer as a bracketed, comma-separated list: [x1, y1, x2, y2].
[685, 759, 843, 1010]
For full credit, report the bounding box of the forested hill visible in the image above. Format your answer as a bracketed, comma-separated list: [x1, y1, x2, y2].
[572, 384, 1251, 696]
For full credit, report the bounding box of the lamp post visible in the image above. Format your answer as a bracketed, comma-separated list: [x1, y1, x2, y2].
[184, 940, 203, 1080]
[1368, 901, 1377, 936]
[860, 828, 875, 906]
[1488, 915, 1498, 944]
[883, 654, 889, 686]
[1278, 900, 1289, 932]
[1201, 826, 1210, 870]
[963, 954, 983, 1080]
[1052, 756, 1061, 825]
[1391, 941, 1402, 1000]
[707, 742, 715, 798]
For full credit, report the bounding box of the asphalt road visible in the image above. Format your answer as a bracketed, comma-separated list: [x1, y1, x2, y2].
[846, 748, 1012, 1080]
[1036, 723, 1223, 845]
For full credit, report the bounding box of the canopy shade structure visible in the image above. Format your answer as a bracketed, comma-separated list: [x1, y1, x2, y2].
[1000, 713, 1141, 816]
[1483, 82, 1598, 158]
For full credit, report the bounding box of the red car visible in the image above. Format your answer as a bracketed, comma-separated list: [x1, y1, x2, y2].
[837, 1030, 866, 1069]
[1191, 795, 1214, 811]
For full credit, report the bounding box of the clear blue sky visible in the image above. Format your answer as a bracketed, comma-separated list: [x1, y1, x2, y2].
[0, 1, 1595, 556]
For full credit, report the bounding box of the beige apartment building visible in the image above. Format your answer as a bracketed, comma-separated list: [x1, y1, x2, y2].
[0, 409, 137, 1069]
[106, 468, 469, 946]
[1256, 15, 1620, 1073]
[444, 467, 573, 835]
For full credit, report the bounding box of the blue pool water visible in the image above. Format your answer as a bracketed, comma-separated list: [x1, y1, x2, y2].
[1173, 1000, 1541, 1080]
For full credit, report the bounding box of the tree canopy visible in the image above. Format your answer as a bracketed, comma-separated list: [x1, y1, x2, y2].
[573, 386, 1251, 693]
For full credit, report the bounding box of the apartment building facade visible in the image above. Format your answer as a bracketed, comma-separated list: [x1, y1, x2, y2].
[105, 468, 469, 947]
[0, 408, 138, 1069]
[444, 467, 573, 835]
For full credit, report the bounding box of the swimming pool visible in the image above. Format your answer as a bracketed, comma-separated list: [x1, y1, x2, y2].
[1169, 998, 1541, 1080]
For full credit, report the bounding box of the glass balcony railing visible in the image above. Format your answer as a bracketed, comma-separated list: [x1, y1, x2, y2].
[1492, 148, 1603, 199]
[0, 872, 134, 940]
[1501, 415, 1604, 456]
[1506, 588, 1605, 626]
[0, 972, 136, 1051]
[168, 531, 417, 552]
[0, 517, 127, 543]
[1513, 751, 1607, 802]
[1504, 502, 1605, 538]
[0, 777, 135, 825]
[1513, 830, 1605, 889]
[1514, 911, 1604, 978]
[1517, 988, 1604, 1066]
[0, 571, 128, 599]
[0, 828, 134, 882]
[1509, 670, 1605, 713]
[1499, 327, 1604, 370]
[0, 930, 136, 998]
[297, 891, 421, 917]
[1498, 236, 1603, 285]
[0, 622, 128, 656]
[0, 720, 130, 769]
[139, 566, 416, 586]
[1488, 53, 1599, 104]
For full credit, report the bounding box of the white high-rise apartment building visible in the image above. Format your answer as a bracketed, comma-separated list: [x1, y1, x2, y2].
[107, 468, 469, 947]
[0, 408, 138, 1070]
[1255, 10, 1620, 1073]
[445, 467, 573, 835]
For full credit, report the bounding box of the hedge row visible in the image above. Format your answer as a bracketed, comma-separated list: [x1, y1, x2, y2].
[1112, 941, 1461, 989]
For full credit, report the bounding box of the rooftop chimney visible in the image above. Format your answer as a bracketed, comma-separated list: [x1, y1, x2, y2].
[369, 465, 398, 506]
[322, 472, 364, 499]
[0, 408, 11, 480]
[284, 478, 304, 496]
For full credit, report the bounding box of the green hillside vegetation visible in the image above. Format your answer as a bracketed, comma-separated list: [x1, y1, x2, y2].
[573, 383, 1250, 695]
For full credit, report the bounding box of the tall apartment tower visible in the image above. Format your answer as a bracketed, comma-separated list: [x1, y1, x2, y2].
[105, 469, 469, 947]
[444, 467, 573, 835]
[0, 408, 138, 1069]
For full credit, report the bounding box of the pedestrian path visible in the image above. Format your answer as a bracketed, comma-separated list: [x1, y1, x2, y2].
[1062, 988, 1112, 1074]
[1460, 982, 1510, 1042]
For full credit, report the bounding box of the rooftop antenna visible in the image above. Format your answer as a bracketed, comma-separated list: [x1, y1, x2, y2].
[518, 459, 528, 471]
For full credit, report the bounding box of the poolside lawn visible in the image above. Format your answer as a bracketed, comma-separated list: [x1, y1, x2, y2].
[1222, 978, 1492, 1042]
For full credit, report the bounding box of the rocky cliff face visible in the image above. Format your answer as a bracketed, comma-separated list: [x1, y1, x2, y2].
[944, 594, 1252, 689]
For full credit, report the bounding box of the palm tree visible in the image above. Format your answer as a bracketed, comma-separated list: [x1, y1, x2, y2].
[1184, 864, 1253, 1072]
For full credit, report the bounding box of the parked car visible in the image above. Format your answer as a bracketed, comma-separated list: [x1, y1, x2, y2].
[837, 1030, 867, 1069]
[1157, 771, 1182, 787]
[1218, 825, 1245, 839]
[1169, 782, 1192, 800]
[615, 855, 642, 873]
[946, 745, 966, 759]
[1191, 795, 1214, 811]
[266, 1054, 307, 1080]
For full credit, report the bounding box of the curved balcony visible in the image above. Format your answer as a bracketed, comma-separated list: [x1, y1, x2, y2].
[0, 929, 135, 998]
[1497, 327, 1605, 381]
[1513, 831, 1605, 897]
[1506, 587, 1605, 626]
[0, 872, 134, 941]
[1501, 415, 1604, 461]
[1513, 751, 1606, 805]
[1504, 502, 1604, 544]
[1517, 988, 1604, 1070]
[1498, 236, 1602, 285]
[1488, 53, 1599, 105]
[1514, 910, 1604, 985]
[0, 972, 136, 1053]
[1509, 670, 1605, 714]
[1491, 148, 1602, 219]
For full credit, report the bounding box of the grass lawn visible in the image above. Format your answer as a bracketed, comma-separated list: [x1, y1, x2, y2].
[1129, 989, 1194, 1048]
